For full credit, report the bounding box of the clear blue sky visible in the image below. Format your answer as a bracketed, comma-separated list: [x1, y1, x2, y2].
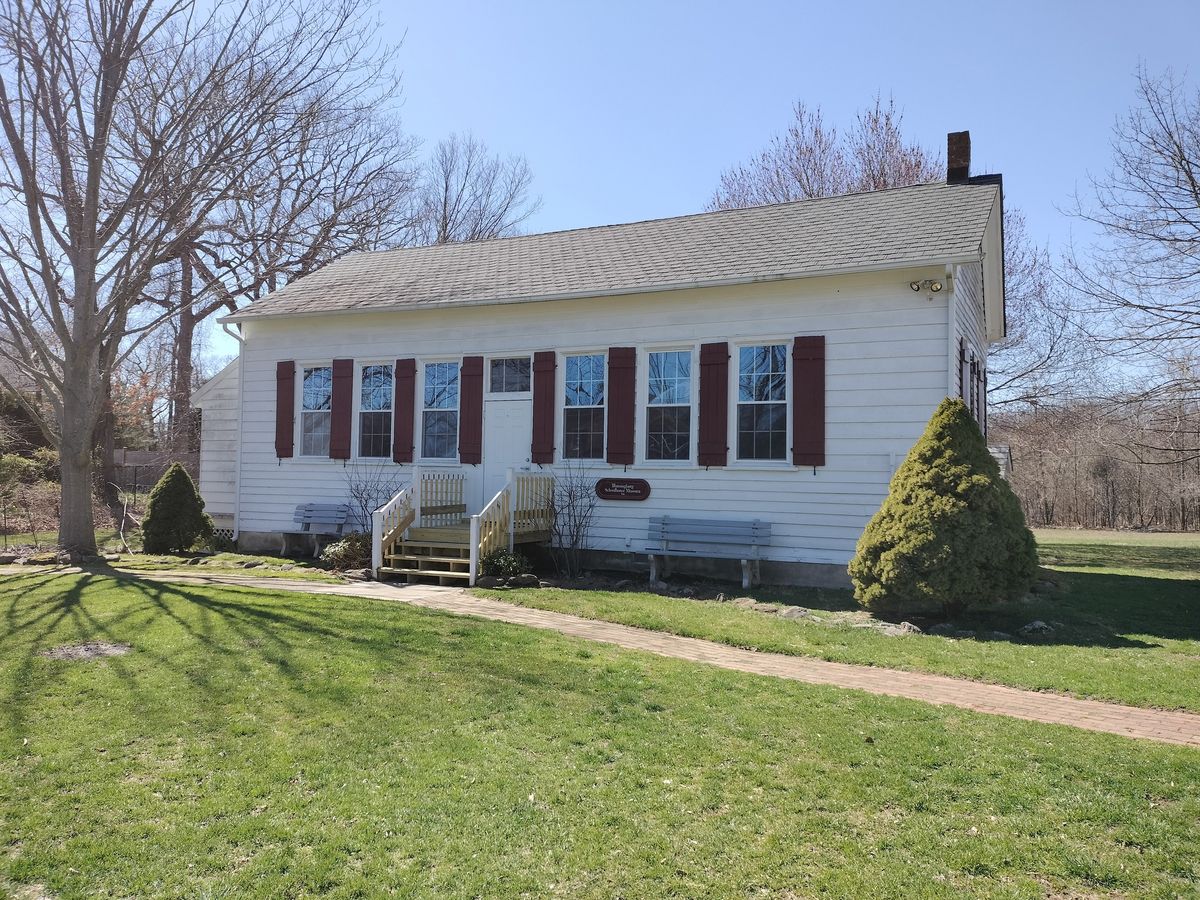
[207, 0, 1199, 361]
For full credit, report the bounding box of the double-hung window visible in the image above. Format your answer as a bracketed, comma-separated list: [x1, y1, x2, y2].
[422, 361, 459, 459]
[646, 350, 691, 461]
[358, 364, 393, 458]
[300, 366, 332, 456]
[563, 353, 605, 459]
[737, 344, 787, 461]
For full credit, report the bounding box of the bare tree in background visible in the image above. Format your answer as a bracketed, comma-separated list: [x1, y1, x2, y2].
[151, 89, 419, 447]
[987, 209, 1090, 408]
[1066, 66, 1200, 425]
[0, 0, 402, 553]
[410, 132, 541, 244]
[1069, 66, 1200, 354]
[708, 96, 942, 209]
[709, 95, 1079, 411]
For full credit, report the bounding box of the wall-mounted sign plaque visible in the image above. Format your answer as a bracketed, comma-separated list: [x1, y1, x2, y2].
[595, 477, 651, 501]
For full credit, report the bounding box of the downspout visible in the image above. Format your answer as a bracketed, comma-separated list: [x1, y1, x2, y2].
[222, 321, 245, 542]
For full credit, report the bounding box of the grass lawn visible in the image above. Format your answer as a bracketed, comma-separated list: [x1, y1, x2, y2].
[108, 552, 345, 583]
[476, 530, 1200, 713]
[0, 570, 1197, 897]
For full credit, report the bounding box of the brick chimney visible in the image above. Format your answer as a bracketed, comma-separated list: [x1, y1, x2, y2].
[947, 131, 971, 183]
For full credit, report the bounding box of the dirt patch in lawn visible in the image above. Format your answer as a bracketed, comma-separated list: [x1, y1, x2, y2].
[40, 641, 131, 661]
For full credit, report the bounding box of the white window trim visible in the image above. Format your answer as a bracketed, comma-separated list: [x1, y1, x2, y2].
[418, 357, 462, 464]
[729, 339, 793, 468]
[352, 360, 395, 463]
[296, 362, 333, 459]
[485, 354, 533, 400]
[558, 349, 609, 464]
[637, 344, 698, 468]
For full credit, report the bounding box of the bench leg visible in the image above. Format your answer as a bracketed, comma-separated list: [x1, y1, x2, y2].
[648, 554, 658, 583]
[741, 559, 751, 591]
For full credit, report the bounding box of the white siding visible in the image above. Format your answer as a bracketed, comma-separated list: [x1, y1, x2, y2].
[235, 268, 951, 566]
[194, 359, 239, 519]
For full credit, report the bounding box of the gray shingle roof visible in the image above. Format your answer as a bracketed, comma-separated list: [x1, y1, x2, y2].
[227, 180, 1000, 322]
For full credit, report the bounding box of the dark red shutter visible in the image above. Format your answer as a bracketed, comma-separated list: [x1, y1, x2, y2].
[392, 358, 416, 463]
[792, 336, 826, 467]
[459, 356, 484, 464]
[958, 339, 965, 398]
[531, 351, 557, 464]
[329, 358, 353, 459]
[606, 347, 636, 465]
[275, 360, 295, 459]
[969, 356, 978, 416]
[698, 342, 729, 467]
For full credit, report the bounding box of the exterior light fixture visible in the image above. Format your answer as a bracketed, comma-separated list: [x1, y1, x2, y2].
[909, 279, 944, 293]
[909, 281, 922, 292]
[929, 280, 943, 293]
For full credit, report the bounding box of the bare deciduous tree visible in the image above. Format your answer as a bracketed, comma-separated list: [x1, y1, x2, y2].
[987, 209, 1089, 408]
[0, 0, 401, 552]
[708, 96, 942, 209]
[155, 90, 419, 445]
[409, 132, 541, 245]
[1069, 66, 1200, 353]
[709, 95, 1081, 412]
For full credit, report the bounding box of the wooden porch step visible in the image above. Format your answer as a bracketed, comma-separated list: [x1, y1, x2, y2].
[396, 539, 470, 551]
[408, 525, 470, 541]
[378, 566, 471, 580]
[385, 553, 470, 565]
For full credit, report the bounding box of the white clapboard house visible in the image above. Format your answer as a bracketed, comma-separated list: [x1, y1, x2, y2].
[195, 131, 1004, 587]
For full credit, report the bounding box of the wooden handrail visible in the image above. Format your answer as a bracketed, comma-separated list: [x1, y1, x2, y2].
[372, 481, 415, 572]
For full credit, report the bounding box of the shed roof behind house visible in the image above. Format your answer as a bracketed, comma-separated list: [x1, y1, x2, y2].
[227, 180, 1001, 322]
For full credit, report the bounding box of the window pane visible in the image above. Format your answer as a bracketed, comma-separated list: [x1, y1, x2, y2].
[424, 362, 459, 410]
[359, 411, 391, 458]
[361, 365, 392, 411]
[565, 353, 605, 407]
[563, 407, 605, 459]
[421, 410, 458, 458]
[647, 406, 690, 461]
[302, 367, 332, 411]
[648, 351, 691, 406]
[738, 345, 786, 402]
[489, 357, 531, 393]
[301, 410, 331, 456]
[737, 403, 786, 461]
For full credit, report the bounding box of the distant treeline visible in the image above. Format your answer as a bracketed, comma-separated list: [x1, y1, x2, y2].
[992, 400, 1200, 532]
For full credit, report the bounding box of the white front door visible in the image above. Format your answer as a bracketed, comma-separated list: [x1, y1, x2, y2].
[482, 398, 534, 505]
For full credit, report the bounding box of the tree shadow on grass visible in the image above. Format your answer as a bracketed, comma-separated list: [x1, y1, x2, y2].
[1038, 541, 1200, 575]
[890, 567, 1198, 650]
[0, 566, 441, 745]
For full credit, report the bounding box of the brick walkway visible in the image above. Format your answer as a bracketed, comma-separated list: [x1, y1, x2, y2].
[29, 567, 1200, 748]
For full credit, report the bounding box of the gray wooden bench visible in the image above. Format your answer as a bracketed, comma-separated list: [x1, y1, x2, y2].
[283, 503, 351, 557]
[646, 516, 773, 589]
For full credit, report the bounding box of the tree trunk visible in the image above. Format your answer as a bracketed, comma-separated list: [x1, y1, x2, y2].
[96, 374, 120, 512]
[170, 255, 196, 450]
[58, 388, 98, 555]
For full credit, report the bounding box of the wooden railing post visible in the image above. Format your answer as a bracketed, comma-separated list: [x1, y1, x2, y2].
[469, 514, 481, 586]
[412, 465, 422, 526]
[506, 468, 516, 551]
[371, 506, 383, 573]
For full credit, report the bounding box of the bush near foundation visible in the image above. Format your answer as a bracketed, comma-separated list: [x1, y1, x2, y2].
[141, 463, 212, 553]
[849, 398, 1037, 617]
[320, 532, 371, 570]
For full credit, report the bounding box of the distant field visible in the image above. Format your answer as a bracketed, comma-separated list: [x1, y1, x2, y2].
[1034, 528, 1200, 548]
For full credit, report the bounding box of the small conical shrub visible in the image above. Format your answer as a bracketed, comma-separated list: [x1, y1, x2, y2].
[141, 463, 213, 554]
[849, 398, 1036, 617]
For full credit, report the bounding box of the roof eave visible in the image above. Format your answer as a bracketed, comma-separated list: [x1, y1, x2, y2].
[220, 252, 984, 325]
